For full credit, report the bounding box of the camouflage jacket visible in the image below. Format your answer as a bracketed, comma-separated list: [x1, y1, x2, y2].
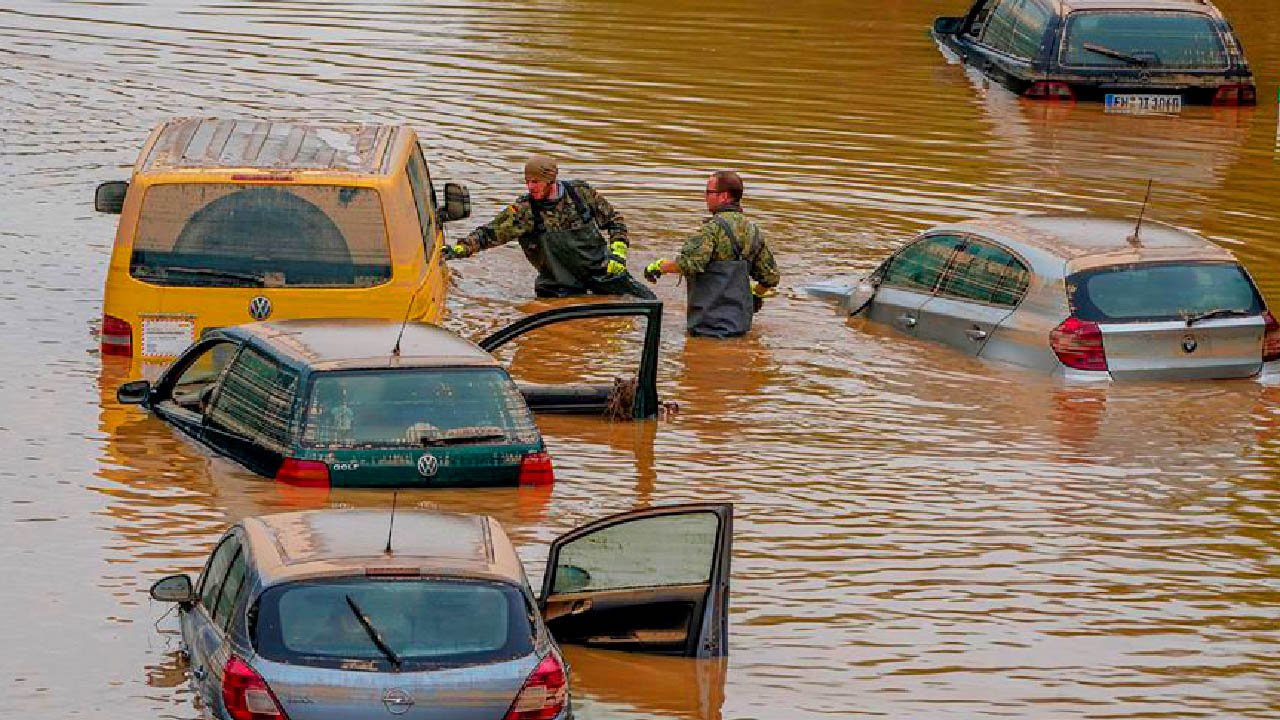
[460, 180, 629, 254]
[676, 205, 780, 288]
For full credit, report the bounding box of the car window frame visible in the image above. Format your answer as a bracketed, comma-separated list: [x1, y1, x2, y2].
[213, 545, 248, 631]
[879, 233, 968, 295]
[977, 0, 1050, 61]
[934, 235, 1034, 309]
[151, 337, 246, 423]
[405, 146, 439, 259]
[196, 531, 243, 622]
[204, 343, 301, 453]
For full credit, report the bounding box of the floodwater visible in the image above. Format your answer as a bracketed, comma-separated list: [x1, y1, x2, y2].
[3, 0, 1280, 717]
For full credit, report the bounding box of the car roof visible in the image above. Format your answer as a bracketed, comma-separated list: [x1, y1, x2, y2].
[140, 118, 401, 175]
[241, 510, 527, 587]
[224, 319, 499, 371]
[1054, 0, 1223, 14]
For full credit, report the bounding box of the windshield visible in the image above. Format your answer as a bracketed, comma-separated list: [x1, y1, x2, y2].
[302, 368, 539, 449]
[253, 578, 533, 671]
[1068, 262, 1262, 323]
[1061, 11, 1228, 69]
[131, 183, 391, 288]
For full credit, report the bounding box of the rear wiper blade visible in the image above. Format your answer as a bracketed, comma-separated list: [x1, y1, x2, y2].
[420, 425, 509, 446]
[1082, 42, 1149, 66]
[151, 265, 266, 286]
[1183, 308, 1252, 326]
[344, 595, 401, 671]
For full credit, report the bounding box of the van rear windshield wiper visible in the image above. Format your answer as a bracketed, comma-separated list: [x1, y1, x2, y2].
[139, 265, 267, 286]
[344, 595, 402, 670]
[1183, 308, 1252, 326]
[1082, 42, 1150, 66]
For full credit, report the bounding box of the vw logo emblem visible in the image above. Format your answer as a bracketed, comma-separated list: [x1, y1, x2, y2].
[248, 296, 272, 321]
[1181, 335, 1198, 354]
[382, 688, 414, 715]
[416, 454, 438, 477]
[1137, 70, 1152, 84]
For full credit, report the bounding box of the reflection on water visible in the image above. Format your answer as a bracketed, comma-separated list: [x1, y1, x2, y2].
[4, 0, 1280, 717]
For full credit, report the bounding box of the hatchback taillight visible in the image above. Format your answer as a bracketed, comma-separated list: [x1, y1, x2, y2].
[518, 452, 555, 487]
[101, 314, 133, 356]
[275, 458, 330, 487]
[222, 656, 288, 720]
[1051, 317, 1107, 371]
[503, 653, 568, 720]
[1212, 83, 1257, 106]
[1263, 311, 1280, 362]
[1025, 81, 1075, 101]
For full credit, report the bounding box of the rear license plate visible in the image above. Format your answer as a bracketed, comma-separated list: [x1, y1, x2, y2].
[141, 317, 195, 357]
[1105, 94, 1182, 114]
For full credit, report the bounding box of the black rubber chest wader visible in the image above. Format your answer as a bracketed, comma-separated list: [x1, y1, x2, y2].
[686, 215, 761, 338]
[525, 183, 653, 298]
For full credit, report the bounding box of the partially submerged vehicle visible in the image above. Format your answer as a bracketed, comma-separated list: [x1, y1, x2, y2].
[932, 0, 1256, 109]
[96, 118, 470, 364]
[811, 216, 1280, 381]
[116, 303, 663, 487]
[149, 504, 732, 719]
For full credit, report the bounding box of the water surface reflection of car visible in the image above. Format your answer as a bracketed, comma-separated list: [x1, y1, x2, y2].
[932, 0, 1256, 107]
[149, 505, 732, 720]
[815, 216, 1280, 381]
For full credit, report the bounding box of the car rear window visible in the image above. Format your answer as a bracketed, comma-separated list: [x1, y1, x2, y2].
[302, 368, 539, 449]
[253, 578, 534, 671]
[1061, 11, 1229, 69]
[131, 184, 392, 288]
[1068, 262, 1262, 323]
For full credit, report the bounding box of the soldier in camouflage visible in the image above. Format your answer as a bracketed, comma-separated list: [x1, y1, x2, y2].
[443, 155, 656, 300]
[644, 171, 779, 337]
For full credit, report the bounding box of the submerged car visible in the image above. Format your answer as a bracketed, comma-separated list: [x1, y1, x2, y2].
[813, 216, 1280, 381]
[149, 504, 732, 719]
[932, 0, 1256, 108]
[116, 302, 662, 487]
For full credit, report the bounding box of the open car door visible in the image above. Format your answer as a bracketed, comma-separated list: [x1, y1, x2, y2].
[479, 301, 662, 419]
[538, 503, 732, 658]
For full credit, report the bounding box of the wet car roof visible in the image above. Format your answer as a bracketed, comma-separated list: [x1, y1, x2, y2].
[242, 510, 527, 586]
[1055, 0, 1222, 12]
[141, 118, 397, 175]
[940, 215, 1235, 266]
[226, 319, 499, 371]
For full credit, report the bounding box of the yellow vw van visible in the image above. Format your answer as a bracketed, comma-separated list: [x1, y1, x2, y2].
[95, 118, 469, 367]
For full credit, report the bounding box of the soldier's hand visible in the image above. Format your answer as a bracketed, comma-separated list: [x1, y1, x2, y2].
[643, 259, 667, 284]
[606, 241, 628, 277]
[442, 243, 469, 260]
[751, 281, 775, 312]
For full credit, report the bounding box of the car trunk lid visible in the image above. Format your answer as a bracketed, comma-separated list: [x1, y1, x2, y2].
[1100, 317, 1264, 380]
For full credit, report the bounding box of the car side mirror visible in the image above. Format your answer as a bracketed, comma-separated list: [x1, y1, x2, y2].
[95, 181, 129, 214]
[842, 279, 878, 316]
[933, 16, 963, 35]
[149, 574, 195, 603]
[440, 183, 470, 222]
[117, 379, 152, 405]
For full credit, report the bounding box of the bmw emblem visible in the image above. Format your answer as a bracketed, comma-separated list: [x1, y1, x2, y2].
[382, 688, 414, 715]
[416, 454, 438, 477]
[1181, 335, 1198, 354]
[248, 296, 272, 321]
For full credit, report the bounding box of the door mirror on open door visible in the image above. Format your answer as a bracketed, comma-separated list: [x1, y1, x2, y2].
[539, 503, 732, 658]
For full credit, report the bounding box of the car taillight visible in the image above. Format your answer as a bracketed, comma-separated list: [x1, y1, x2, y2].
[275, 458, 330, 487]
[518, 451, 555, 487]
[1264, 311, 1280, 362]
[1050, 317, 1107, 371]
[503, 653, 568, 720]
[222, 656, 288, 720]
[1212, 83, 1256, 106]
[1025, 81, 1074, 100]
[101, 314, 133, 356]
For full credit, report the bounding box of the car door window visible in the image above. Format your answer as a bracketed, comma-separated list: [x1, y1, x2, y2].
[213, 548, 247, 631]
[550, 512, 719, 594]
[937, 240, 1031, 307]
[197, 534, 241, 615]
[160, 340, 240, 414]
[881, 235, 965, 293]
[206, 346, 299, 453]
[406, 147, 438, 255]
[981, 0, 1048, 59]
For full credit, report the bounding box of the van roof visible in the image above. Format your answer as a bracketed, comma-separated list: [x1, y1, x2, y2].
[224, 319, 498, 371]
[140, 118, 401, 175]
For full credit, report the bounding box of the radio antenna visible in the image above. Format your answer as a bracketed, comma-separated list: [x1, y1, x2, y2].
[384, 491, 398, 555]
[391, 283, 425, 359]
[1127, 179, 1153, 248]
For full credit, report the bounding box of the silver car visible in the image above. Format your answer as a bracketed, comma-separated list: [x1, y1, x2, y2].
[818, 216, 1279, 380]
[149, 504, 732, 720]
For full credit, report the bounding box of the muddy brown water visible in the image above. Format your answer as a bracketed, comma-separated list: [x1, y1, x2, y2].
[4, 0, 1280, 717]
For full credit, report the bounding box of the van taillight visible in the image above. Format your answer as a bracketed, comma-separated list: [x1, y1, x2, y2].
[222, 656, 288, 720]
[1050, 317, 1107, 371]
[518, 452, 555, 486]
[275, 458, 330, 487]
[1025, 81, 1074, 100]
[101, 314, 133, 356]
[503, 653, 568, 720]
[1212, 84, 1256, 106]
[1263, 311, 1280, 362]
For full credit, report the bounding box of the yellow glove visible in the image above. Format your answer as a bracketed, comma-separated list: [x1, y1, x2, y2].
[751, 282, 776, 312]
[442, 243, 469, 260]
[606, 241, 628, 277]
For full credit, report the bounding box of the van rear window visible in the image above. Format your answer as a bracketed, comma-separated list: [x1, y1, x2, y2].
[1061, 12, 1229, 69]
[1068, 262, 1262, 323]
[131, 184, 392, 288]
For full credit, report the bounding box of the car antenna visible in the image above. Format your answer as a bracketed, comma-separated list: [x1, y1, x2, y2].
[384, 491, 398, 555]
[1127, 179, 1153, 248]
[390, 284, 424, 359]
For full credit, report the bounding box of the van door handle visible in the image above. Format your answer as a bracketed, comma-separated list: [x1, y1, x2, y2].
[192, 666, 207, 681]
[898, 315, 918, 328]
[965, 326, 988, 341]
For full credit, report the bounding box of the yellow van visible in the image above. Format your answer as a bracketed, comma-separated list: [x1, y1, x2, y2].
[95, 118, 469, 368]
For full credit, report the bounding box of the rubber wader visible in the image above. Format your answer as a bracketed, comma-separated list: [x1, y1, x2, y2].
[525, 182, 655, 300]
[686, 215, 761, 338]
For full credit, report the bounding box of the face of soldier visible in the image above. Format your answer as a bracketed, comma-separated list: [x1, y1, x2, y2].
[526, 178, 558, 201]
[705, 178, 729, 212]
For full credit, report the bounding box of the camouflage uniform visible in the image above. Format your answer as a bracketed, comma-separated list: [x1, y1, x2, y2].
[676, 204, 779, 288]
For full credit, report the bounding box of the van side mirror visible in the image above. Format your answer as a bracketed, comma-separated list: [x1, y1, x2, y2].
[117, 379, 152, 405]
[95, 181, 129, 214]
[933, 16, 963, 35]
[149, 574, 195, 603]
[440, 183, 471, 222]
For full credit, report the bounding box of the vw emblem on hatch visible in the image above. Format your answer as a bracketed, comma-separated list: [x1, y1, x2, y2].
[416, 454, 439, 477]
[382, 688, 414, 715]
[248, 295, 272, 321]
[1181, 335, 1199, 354]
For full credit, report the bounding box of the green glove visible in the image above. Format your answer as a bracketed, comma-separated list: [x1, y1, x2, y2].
[442, 243, 469, 260]
[751, 282, 775, 312]
[644, 259, 667, 283]
[606, 241, 628, 277]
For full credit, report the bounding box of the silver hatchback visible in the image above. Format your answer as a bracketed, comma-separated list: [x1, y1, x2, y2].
[149, 505, 732, 720]
[818, 216, 1279, 380]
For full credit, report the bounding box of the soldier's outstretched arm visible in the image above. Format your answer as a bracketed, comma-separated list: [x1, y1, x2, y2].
[458, 201, 536, 255]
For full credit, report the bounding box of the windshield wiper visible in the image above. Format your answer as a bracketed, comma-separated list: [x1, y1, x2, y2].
[143, 265, 266, 286]
[420, 426, 509, 446]
[1082, 42, 1150, 66]
[1183, 308, 1252, 326]
[344, 595, 401, 671]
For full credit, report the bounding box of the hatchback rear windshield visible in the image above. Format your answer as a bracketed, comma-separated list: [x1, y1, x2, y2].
[1068, 262, 1262, 323]
[131, 184, 391, 288]
[302, 367, 539, 449]
[1061, 11, 1228, 69]
[253, 578, 533, 671]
